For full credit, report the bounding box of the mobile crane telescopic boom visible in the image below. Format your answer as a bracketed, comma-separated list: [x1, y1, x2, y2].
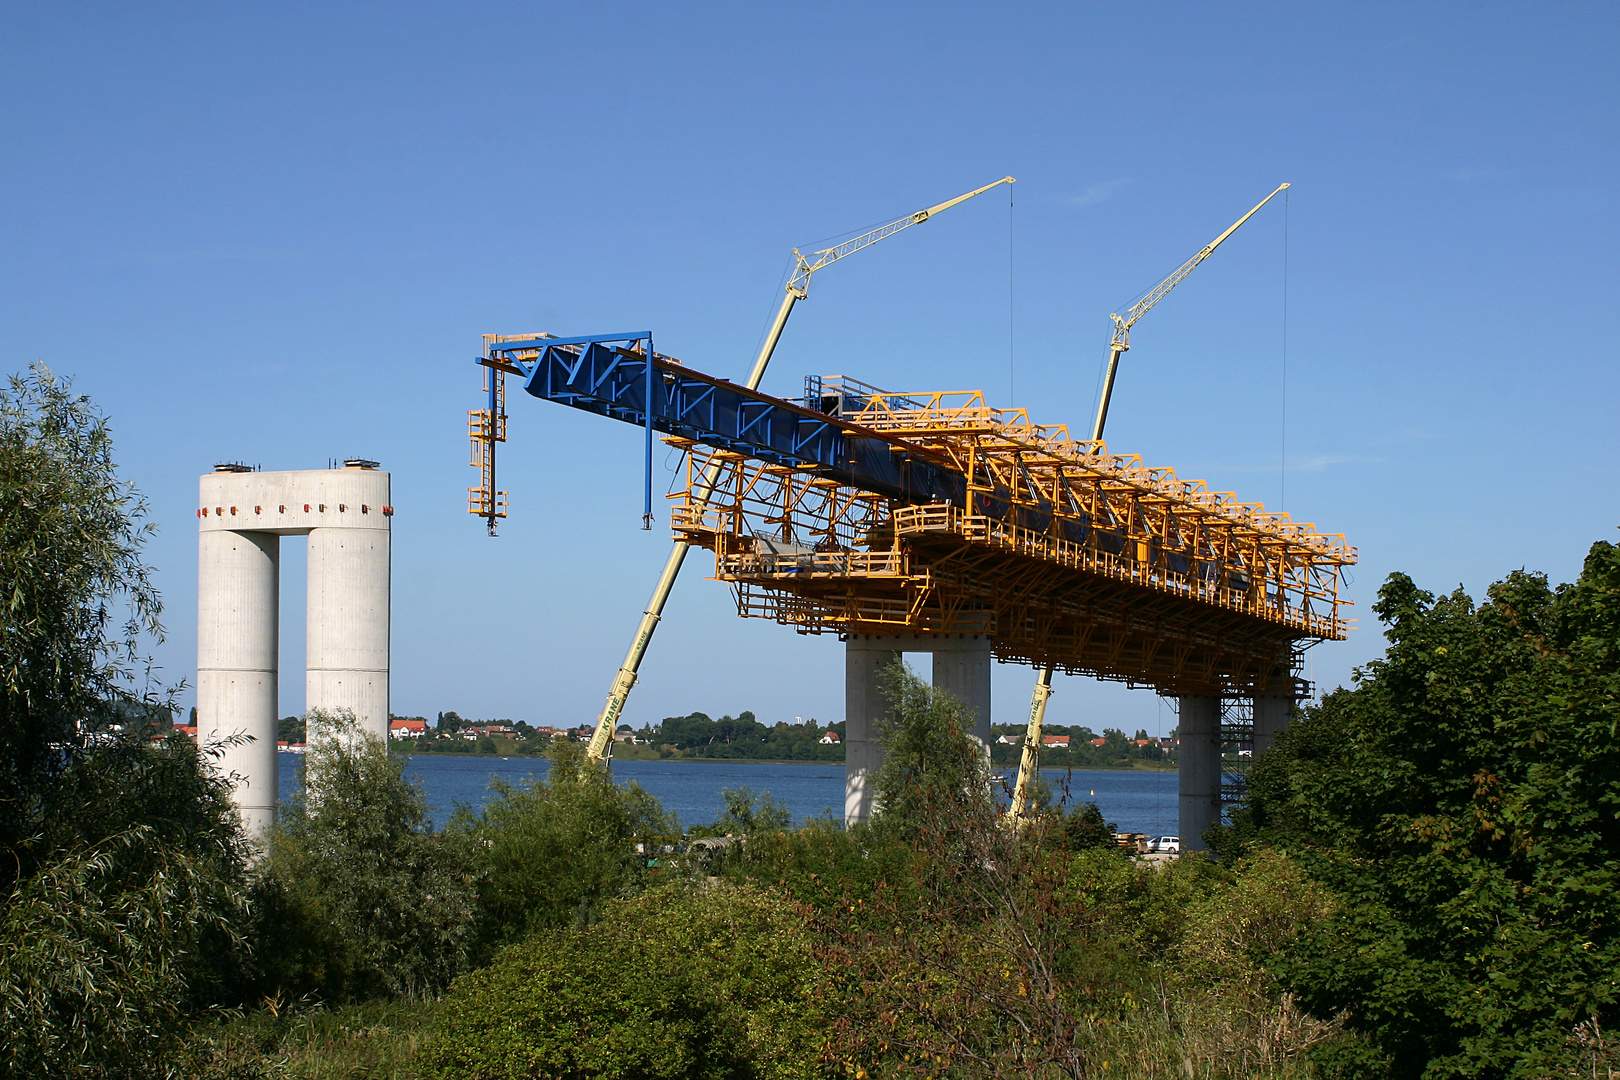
[582, 176, 1015, 762]
[1008, 182, 1289, 820]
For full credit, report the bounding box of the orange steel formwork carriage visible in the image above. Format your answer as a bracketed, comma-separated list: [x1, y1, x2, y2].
[667, 376, 1355, 698]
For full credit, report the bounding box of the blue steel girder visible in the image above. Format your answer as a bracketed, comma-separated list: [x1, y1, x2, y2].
[482, 332, 970, 511]
[486, 334, 842, 470]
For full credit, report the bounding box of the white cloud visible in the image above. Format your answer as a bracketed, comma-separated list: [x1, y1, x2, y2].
[1066, 179, 1128, 208]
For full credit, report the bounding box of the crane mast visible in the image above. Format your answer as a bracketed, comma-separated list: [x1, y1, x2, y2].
[1009, 182, 1289, 821]
[583, 176, 1014, 762]
[547, 177, 1015, 762]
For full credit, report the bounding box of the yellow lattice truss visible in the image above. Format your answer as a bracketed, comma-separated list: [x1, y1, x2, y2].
[467, 363, 508, 520]
[668, 381, 1356, 696]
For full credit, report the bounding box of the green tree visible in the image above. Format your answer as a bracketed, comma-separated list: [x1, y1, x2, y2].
[0, 366, 253, 1078]
[451, 741, 676, 955]
[0, 365, 164, 883]
[823, 661, 1127, 1077]
[1219, 541, 1620, 1077]
[870, 658, 996, 842]
[714, 784, 791, 834]
[252, 709, 480, 1002]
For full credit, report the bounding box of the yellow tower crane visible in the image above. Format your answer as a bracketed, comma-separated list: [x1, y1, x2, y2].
[583, 176, 1015, 762]
[1008, 181, 1290, 819]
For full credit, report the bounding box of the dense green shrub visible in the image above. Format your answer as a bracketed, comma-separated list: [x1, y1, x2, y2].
[0, 744, 254, 1080]
[421, 884, 827, 1080]
[449, 740, 677, 955]
[251, 710, 480, 1002]
[1219, 540, 1620, 1077]
[721, 813, 919, 921]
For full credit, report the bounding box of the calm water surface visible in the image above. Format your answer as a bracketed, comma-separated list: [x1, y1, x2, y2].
[277, 753, 1179, 836]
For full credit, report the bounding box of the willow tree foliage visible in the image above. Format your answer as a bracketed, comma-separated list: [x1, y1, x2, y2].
[0, 365, 166, 874]
[0, 366, 253, 1079]
[1221, 539, 1620, 1078]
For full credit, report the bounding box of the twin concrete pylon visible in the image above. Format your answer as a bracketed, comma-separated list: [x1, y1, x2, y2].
[196, 463, 391, 836]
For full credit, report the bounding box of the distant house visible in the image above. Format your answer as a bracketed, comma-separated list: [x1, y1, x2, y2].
[1159, 736, 1180, 748]
[389, 718, 428, 740]
[1089, 737, 1108, 748]
[1133, 738, 1154, 747]
[176, 724, 198, 741]
[613, 726, 639, 744]
[818, 731, 841, 745]
[1042, 734, 1070, 748]
[996, 733, 1022, 745]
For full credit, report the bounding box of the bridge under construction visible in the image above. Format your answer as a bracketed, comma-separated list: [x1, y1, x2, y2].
[468, 178, 1354, 849]
[471, 333, 1354, 840]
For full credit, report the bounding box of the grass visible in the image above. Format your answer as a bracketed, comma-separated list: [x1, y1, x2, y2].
[205, 999, 438, 1079]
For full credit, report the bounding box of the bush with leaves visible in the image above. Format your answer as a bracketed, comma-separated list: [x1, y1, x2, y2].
[449, 740, 677, 955]
[251, 710, 480, 1002]
[1, 738, 255, 1080]
[1216, 539, 1620, 1077]
[809, 661, 1119, 1077]
[421, 883, 828, 1080]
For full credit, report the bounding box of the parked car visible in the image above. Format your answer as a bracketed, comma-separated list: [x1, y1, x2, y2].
[1148, 835, 1181, 853]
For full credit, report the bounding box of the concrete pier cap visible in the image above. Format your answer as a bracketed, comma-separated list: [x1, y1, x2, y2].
[196, 460, 391, 837]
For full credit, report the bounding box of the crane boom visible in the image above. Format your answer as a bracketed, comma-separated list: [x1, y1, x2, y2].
[787, 177, 1016, 296]
[1010, 181, 1289, 822]
[580, 176, 1015, 762]
[1091, 183, 1289, 440]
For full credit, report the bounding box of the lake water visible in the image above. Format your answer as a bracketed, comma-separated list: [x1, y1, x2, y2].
[276, 752, 1180, 837]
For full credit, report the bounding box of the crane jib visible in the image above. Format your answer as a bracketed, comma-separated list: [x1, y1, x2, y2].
[483, 334, 975, 513]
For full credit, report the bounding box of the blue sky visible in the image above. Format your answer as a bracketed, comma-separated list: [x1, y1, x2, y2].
[3, 3, 1615, 736]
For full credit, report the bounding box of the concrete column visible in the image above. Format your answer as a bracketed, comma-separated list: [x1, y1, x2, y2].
[929, 634, 993, 758]
[845, 636, 901, 826]
[1253, 690, 1293, 760]
[197, 529, 279, 836]
[1178, 695, 1222, 852]
[306, 519, 391, 745]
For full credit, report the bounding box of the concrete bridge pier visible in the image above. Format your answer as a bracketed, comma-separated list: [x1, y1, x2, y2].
[1180, 677, 1298, 852]
[1252, 680, 1294, 760]
[844, 637, 902, 827]
[1177, 695, 1223, 851]
[844, 633, 992, 826]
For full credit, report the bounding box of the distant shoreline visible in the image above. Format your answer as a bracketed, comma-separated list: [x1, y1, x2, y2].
[281, 748, 1177, 773]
